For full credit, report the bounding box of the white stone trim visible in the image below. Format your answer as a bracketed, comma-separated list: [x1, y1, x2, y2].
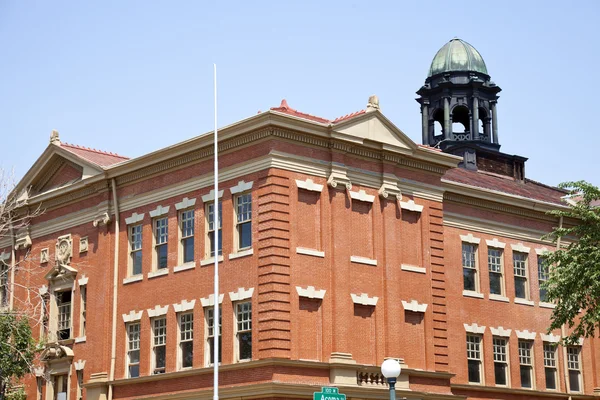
[378, 175, 402, 201]
[486, 238, 506, 249]
[401, 264, 426, 274]
[173, 299, 196, 313]
[147, 269, 169, 279]
[296, 178, 323, 192]
[400, 199, 423, 213]
[175, 197, 197, 210]
[149, 205, 170, 218]
[78, 275, 88, 286]
[229, 287, 254, 302]
[514, 298, 535, 306]
[74, 360, 86, 371]
[200, 293, 224, 307]
[515, 330, 537, 340]
[460, 234, 481, 245]
[463, 290, 484, 299]
[350, 256, 377, 266]
[535, 247, 551, 255]
[201, 189, 224, 203]
[200, 256, 223, 266]
[174, 261, 196, 272]
[39, 285, 48, 296]
[74, 336, 86, 343]
[229, 248, 254, 260]
[464, 323, 486, 334]
[34, 367, 45, 377]
[349, 189, 375, 203]
[351, 293, 378, 306]
[14, 232, 32, 250]
[125, 212, 144, 225]
[296, 247, 325, 258]
[540, 333, 560, 343]
[40, 248, 49, 263]
[327, 166, 352, 190]
[122, 310, 143, 323]
[489, 294, 509, 303]
[400, 264, 427, 274]
[401, 300, 427, 313]
[147, 304, 169, 318]
[490, 326, 512, 337]
[511, 243, 531, 253]
[79, 236, 89, 253]
[539, 302, 556, 309]
[296, 286, 326, 299]
[122, 275, 143, 285]
[230, 180, 253, 194]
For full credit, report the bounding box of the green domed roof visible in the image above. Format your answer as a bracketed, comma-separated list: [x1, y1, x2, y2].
[428, 38, 488, 77]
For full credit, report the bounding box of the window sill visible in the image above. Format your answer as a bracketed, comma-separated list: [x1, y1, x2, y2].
[174, 261, 196, 272]
[514, 298, 535, 306]
[229, 248, 253, 260]
[147, 269, 169, 279]
[296, 247, 325, 258]
[200, 256, 224, 267]
[58, 338, 75, 345]
[350, 256, 377, 266]
[123, 275, 143, 285]
[75, 336, 86, 343]
[401, 264, 426, 274]
[539, 302, 556, 309]
[462, 290, 484, 299]
[489, 294, 509, 303]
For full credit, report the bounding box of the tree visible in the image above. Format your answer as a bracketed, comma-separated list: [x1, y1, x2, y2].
[543, 180, 600, 345]
[0, 314, 37, 399]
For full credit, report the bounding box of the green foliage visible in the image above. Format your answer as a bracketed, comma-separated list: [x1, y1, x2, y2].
[543, 180, 600, 345]
[0, 313, 38, 399]
[4, 387, 26, 400]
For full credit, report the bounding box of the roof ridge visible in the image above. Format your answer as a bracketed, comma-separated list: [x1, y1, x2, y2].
[62, 142, 129, 159]
[270, 99, 330, 123]
[524, 177, 569, 193]
[332, 109, 366, 123]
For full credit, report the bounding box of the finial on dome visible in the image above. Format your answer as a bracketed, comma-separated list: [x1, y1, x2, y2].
[50, 130, 60, 145]
[366, 95, 380, 112]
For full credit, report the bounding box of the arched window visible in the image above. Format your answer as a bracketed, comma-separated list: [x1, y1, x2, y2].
[433, 109, 444, 141]
[452, 106, 470, 136]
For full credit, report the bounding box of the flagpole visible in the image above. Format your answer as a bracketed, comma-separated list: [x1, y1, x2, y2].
[213, 63, 220, 400]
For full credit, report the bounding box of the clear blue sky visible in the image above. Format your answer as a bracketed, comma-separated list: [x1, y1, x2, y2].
[1, 1, 599, 187]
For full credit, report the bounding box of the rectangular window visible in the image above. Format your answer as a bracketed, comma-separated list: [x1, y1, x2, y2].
[538, 256, 549, 302]
[518, 340, 534, 388]
[493, 337, 508, 385]
[567, 346, 582, 392]
[130, 224, 143, 275]
[462, 243, 478, 292]
[153, 318, 167, 374]
[57, 290, 72, 340]
[206, 202, 222, 257]
[154, 218, 168, 269]
[76, 369, 83, 400]
[79, 285, 87, 337]
[236, 194, 252, 250]
[53, 374, 68, 400]
[466, 334, 482, 383]
[236, 302, 252, 361]
[488, 248, 504, 295]
[179, 313, 193, 369]
[180, 210, 195, 264]
[0, 262, 8, 307]
[127, 322, 140, 378]
[543, 343, 558, 390]
[513, 252, 529, 299]
[206, 307, 222, 365]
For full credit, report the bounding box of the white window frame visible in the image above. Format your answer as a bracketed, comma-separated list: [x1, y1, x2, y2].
[513, 252, 529, 299]
[153, 217, 169, 270]
[492, 337, 509, 386]
[56, 289, 72, 341]
[52, 374, 69, 400]
[466, 334, 483, 384]
[205, 306, 222, 366]
[537, 256, 549, 302]
[234, 193, 252, 252]
[205, 202, 222, 258]
[179, 209, 195, 264]
[234, 301, 252, 362]
[152, 317, 167, 374]
[518, 340, 535, 389]
[488, 248, 504, 296]
[79, 284, 87, 338]
[127, 322, 141, 378]
[543, 342, 559, 390]
[567, 346, 582, 392]
[129, 224, 143, 276]
[0, 262, 9, 307]
[178, 312, 194, 369]
[76, 369, 84, 400]
[462, 243, 479, 293]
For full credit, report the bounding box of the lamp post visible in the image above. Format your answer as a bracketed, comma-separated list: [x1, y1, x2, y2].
[381, 358, 401, 400]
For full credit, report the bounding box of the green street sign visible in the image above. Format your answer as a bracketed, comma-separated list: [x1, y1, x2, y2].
[313, 387, 346, 400]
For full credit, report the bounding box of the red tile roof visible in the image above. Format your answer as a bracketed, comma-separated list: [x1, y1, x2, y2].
[62, 143, 129, 168]
[270, 99, 365, 125]
[332, 110, 366, 123]
[443, 167, 568, 205]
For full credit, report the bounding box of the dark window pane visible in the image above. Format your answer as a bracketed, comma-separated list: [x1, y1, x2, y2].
[520, 365, 532, 388]
[209, 336, 222, 364]
[468, 360, 480, 383]
[515, 277, 527, 298]
[495, 362, 507, 385]
[58, 328, 70, 341]
[133, 252, 142, 275]
[463, 268, 476, 291]
[129, 365, 139, 378]
[157, 245, 168, 269]
[239, 331, 252, 360]
[490, 273, 502, 295]
[155, 345, 166, 373]
[569, 370, 580, 392]
[540, 287, 548, 302]
[183, 237, 194, 263]
[545, 367, 556, 389]
[239, 222, 252, 249]
[130, 350, 140, 363]
[209, 231, 222, 257]
[182, 342, 193, 368]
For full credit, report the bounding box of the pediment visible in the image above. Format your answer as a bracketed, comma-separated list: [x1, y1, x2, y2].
[332, 111, 417, 152]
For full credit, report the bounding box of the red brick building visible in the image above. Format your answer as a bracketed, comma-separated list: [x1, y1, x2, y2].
[2, 39, 599, 400]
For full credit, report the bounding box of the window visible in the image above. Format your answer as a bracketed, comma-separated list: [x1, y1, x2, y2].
[53, 374, 68, 400]
[235, 194, 252, 250]
[538, 256, 549, 302]
[180, 209, 195, 264]
[206, 307, 222, 365]
[0, 262, 8, 307]
[462, 243, 478, 292]
[466, 334, 482, 383]
[36, 376, 44, 400]
[206, 202, 222, 257]
[57, 290, 72, 340]
[154, 218, 168, 269]
[152, 317, 167, 374]
[567, 346, 582, 392]
[130, 225, 143, 275]
[80, 285, 87, 337]
[493, 337, 508, 385]
[513, 252, 529, 299]
[179, 313, 193, 369]
[518, 340, 534, 388]
[236, 302, 252, 361]
[543, 343, 558, 390]
[76, 369, 84, 400]
[488, 248, 504, 295]
[127, 322, 140, 378]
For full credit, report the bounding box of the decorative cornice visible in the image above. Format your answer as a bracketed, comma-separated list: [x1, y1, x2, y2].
[125, 212, 144, 225]
[327, 164, 352, 190]
[201, 190, 223, 203]
[175, 197, 197, 210]
[460, 233, 480, 244]
[229, 287, 254, 302]
[78, 275, 88, 286]
[515, 330, 536, 340]
[296, 286, 326, 299]
[295, 178, 324, 192]
[464, 323, 486, 334]
[535, 247, 551, 255]
[92, 212, 111, 227]
[511, 243, 531, 254]
[147, 304, 169, 318]
[540, 333, 560, 343]
[490, 326, 512, 337]
[173, 299, 195, 313]
[401, 300, 427, 313]
[74, 359, 86, 371]
[399, 199, 423, 213]
[349, 189, 375, 203]
[149, 205, 170, 218]
[230, 180, 253, 194]
[486, 238, 506, 249]
[351, 293, 378, 306]
[200, 293, 224, 307]
[444, 192, 558, 221]
[122, 310, 143, 323]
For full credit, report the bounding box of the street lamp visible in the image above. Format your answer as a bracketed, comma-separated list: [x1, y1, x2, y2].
[381, 358, 401, 400]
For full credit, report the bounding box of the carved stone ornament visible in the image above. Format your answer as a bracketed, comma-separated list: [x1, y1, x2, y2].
[327, 165, 352, 191]
[14, 230, 32, 250]
[55, 234, 73, 266]
[92, 211, 111, 227]
[79, 237, 88, 253]
[40, 248, 49, 263]
[41, 342, 74, 361]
